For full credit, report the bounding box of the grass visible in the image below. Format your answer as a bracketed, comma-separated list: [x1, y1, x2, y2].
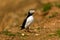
[48, 33, 57, 37]
[1, 30, 16, 36]
[16, 32, 22, 37]
[56, 29, 60, 37]
[48, 12, 58, 18]
[42, 3, 52, 12]
[55, 2, 60, 8]
[36, 27, 41, 30]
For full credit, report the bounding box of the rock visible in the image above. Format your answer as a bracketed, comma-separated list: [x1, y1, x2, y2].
[21, 33, 25, 36]
[35, 34, 39, 36]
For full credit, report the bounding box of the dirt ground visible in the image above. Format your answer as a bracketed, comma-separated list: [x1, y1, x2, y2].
[0, 0, 60, 40]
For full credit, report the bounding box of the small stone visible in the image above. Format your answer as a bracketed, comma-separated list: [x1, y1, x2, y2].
[35, 34, 39, 36]
[21, 33, 25, 36]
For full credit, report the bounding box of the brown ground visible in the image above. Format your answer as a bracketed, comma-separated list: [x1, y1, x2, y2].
[0, 0, 60, 40]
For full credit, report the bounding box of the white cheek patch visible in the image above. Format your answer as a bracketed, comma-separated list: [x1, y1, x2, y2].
[29, 10, 35, 13]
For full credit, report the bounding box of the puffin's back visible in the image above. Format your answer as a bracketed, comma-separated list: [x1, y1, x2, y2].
[21, 18, 27, 30]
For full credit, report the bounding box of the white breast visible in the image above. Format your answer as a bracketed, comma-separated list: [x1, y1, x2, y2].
[25, 16, 34, 28]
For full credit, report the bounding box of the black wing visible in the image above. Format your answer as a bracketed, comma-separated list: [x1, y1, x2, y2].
[21, 18, 27, 30]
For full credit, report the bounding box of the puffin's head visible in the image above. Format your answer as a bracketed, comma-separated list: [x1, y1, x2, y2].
[28, 9, 35, 15]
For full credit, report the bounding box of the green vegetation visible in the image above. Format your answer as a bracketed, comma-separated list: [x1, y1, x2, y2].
[1, 30, 16, 36]
[55, 3, 60, 8]
[37, 27, 41, 30]
[48, 33, 57, 37]
[42, 3, 52, 12]
[56, 29, 60, 37]
[16, 32, 21, 37]
[48, 34, 53, 37]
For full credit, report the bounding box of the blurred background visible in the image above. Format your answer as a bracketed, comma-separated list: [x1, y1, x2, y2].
[0, 0, 60, 40]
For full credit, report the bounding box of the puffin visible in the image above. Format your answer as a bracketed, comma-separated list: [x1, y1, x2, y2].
[21, 9, 35, 32]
